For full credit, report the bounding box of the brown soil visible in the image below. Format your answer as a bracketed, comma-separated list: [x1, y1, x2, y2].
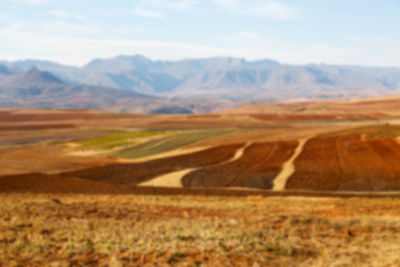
[4, 173, 400, 198]
[286, 134, 400, 191]
[0, 112, 94, 122]
[61, 143, 244, 185]
[0, 143, 116, 176]
[147, 119, 255, 129]
[0, 124, 75, 131]
[2, 107, 400, 194]
[273, 137, 312, 190]
[0, 173, 132, 194]
[250, 113, 383, 121]
[182, 141, 298, 189]
[189, 114, 221, 119]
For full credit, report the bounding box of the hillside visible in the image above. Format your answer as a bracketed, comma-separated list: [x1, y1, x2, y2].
[3, 55, 400, 100]
[0, 67, 248, 113]
[222, 96, 400, 118]
[0, 67, 148, 109]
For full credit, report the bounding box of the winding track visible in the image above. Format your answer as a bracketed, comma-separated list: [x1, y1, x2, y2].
[138, 142, 253, 188]
[138, 168, 197, 187]
[272, 136, 313, 191]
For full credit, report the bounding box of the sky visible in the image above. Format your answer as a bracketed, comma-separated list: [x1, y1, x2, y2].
[0, 0, 400, 67]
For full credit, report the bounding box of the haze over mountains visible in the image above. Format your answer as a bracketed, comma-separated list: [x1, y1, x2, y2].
[1, 55, 400, 113]
[0, 67, 148, 110]
[0, 65, 246, 113]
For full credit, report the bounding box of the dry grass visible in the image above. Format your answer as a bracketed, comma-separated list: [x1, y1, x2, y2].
[1, 194, 400, 266]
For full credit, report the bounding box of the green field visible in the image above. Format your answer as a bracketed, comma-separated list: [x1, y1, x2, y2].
[76, 131, 168, 150]
[115, 129, 235, 158]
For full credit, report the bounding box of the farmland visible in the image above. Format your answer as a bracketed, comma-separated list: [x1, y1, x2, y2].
[2, 98, 400, 265]
[115, 129, 235, 159]
[182, 141, 298, 189]
[286, 132, 400, 191]
[2, 104, 400, 191]
[75, 130, 169, 151]
[61, 144, 243, 185]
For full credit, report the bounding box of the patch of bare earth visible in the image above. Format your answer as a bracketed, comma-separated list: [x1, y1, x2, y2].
[273, 136, 312, 191]
[138, 142, 252, 188]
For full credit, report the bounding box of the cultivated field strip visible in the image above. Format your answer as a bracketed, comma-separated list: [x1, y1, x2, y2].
[115, 129, 234, 158]
[181, 141, 298, 189]
[138, 142, 251, 187]
[249, 113, 382, 121]
[60, 144, 243, 185]
[287, 134, 400, 191]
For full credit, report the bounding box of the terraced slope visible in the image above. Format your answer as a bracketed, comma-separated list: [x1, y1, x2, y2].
[182, 141, 298, 189]
[286, 135, 400, 191]
[61, 144, 243, 185]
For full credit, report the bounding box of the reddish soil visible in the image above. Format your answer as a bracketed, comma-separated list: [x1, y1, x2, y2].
[0, 173, 132, 194]
[286, 134, 400, 191]
[189, 114, 221, 119]
[3, 173, 400, 198]
[0, 142, 117, 176]
[182, 141, 298, 189]
[2, 107, 400, 194]
[0, 112, 94, 122]
[250, 113, 384, 121]
[0, 124, 75, 131]
[61, 144, 244, 185]
[285, 136, 342, 190]
[147, 119, 249, 129]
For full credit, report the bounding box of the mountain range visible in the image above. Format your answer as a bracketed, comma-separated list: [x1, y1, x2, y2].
[1, 55, 400, 113]
[0, 66, 248, 113]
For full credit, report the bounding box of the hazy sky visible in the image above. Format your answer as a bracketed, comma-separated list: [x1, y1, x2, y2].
[1, 0, 400, 67]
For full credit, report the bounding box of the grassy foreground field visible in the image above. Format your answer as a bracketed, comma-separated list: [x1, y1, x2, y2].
[1, 193, 400, 266]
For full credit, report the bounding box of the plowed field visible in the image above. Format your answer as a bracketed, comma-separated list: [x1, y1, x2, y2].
[61, 144, 243, 185]
[286, 135, 400, 191]
[182, 141, 298, 189]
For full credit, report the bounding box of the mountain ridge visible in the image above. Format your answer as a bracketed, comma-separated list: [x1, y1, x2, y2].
[2, 55, 400, 101]
[0, 67, 252, 113]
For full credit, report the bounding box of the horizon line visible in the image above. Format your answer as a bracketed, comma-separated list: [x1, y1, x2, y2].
[2, 54, 400, 69]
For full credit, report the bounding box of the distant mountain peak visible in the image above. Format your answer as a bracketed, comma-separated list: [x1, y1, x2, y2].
[26, 66, 40, 74]
[23, 66, 64, 84]
[3, 56, 400, 101]
[117, 54, 148, 60]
